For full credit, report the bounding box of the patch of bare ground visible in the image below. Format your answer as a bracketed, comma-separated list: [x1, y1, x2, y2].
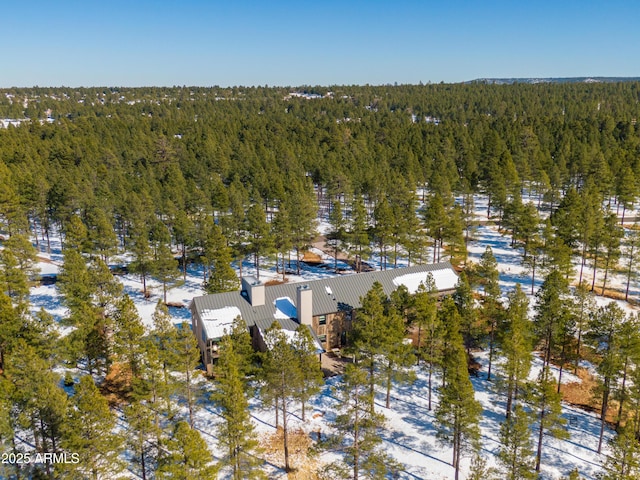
[101, 362, 132, 406]
[570, 282, 639, 307]
[302, 250, 323, 263]
[36, 255, 55, 264]
[265, 278, 286, 286]
[561, 367, 618, 422]
[261, 428, 319, 479]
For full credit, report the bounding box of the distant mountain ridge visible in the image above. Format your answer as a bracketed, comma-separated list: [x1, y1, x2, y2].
[467, 77, 640, 85]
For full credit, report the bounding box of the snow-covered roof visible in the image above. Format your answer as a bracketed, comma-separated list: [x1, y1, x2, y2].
[392, 268, 459, 294]
[200, 306, 242, 340]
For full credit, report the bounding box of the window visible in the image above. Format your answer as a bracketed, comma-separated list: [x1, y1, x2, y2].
[318, 334, 327, 343]
[318, 315, 327, 325]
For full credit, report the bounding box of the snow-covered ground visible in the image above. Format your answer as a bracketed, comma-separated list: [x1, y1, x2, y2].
[16, 190, 640, 479]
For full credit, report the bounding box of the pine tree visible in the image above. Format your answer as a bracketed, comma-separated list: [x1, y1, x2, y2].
[453, 271, 478, 355]
[153, 242, 180, 304]
[501, 284, 533, 418]
[381, 292, 415, 408]
[61, 375, 125, 480]
[328, 199, 346, 272]
[330, 363, 398, 480]
[285, 180, 317, 275]
[475, 246, 501, 381]
[246, 203, 273, 280]
[292, 325, 323, 420]
[435, 297, 482, 480]
[271, 199, 292, 280]
[588, 302, 624, 453]
[0, 233, 38, 306]
[347, 195, 370, 273]
[599, 418, 640, 480]
[534, 270, 572, 371]
[573, 281, 596, 374]
[531, 366, 569, 472]
[213, 335, 265, 480]
[203, 223, 239, 293]
[129, 220, 154, 295]
[348, 281, 387, 412]
[373, 197, 393, 270]
[157, 421, 218, 479]
[623, 226, 640, 301]
[124, 401, 159, 480]
[260, 323, 303, 472]
[599, 210, 623, 296]
[497, 404, 536, 480]
[422, 193, 447, 263]
[414, 279, 442, 410]
[174, 321, 202, 428]
[112, 294, 146, 381]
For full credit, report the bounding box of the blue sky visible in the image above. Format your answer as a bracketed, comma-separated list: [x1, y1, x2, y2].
[1, 0, 637, 87]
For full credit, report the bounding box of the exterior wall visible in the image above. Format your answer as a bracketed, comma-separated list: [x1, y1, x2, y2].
[190, 305, 207, 364]
[312, 311, 352, 350]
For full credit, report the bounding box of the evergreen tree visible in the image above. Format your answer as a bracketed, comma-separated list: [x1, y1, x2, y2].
[347, 195, 370, 273]
[124, 401, 159, 480]
[501, 284, 533, 418]
[260, 323, 303, 472]
[534, 270, 572, 371]
[285, 180, 317, 275]
[373, 197, 393, 270]
[381, 292, 415, 408]
[153, 241, 180, 304]
[246, 203, 273, 280]
[213, 335, 265, 480]
[328, 199, 346, 272]
[599, 210, 623, 296]
[292, 325, 323, 420]
[435, 297, 482, 480]
[475, 246, 501, 381]
[174, 321, 202, 428]
[157, 421, 218, 479]
[588, 302, 624, 453]
[497, 404, 536, 480]
[112, 294, 146, 381]
[203, 223, 239, 293]
[573, 281, 596, 374]
[599, 418, 640, 480]
[453, 271, 478, 355]
[329, 363, 398, 480]
[348, 281, 388, 412]
[61, 375, 125, 480]
[413, 278, 441, 410]
[531, 366, 569, 472]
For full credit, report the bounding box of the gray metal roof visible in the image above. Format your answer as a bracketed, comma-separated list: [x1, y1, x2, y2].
[191, 262, 458, 329]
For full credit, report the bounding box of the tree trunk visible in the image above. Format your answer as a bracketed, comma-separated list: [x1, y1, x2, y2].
[535, 404, 545, 472]
[598, 380, 610, 453]
[616, 357, 629, 431]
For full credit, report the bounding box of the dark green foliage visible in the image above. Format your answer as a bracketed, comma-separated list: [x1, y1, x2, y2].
[157, 421, 218, 479]
[435, 297, 482, 480]
[328, 363, 399, 480]
[213, 335, 265, 480]
[60, 375, 125, 479]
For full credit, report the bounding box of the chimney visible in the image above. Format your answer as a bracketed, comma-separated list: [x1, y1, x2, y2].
[241, 276, 265, 306]
[296, 285, 313, 326]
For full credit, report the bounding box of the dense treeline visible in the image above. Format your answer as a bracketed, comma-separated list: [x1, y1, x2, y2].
[2, 82, 640, 478]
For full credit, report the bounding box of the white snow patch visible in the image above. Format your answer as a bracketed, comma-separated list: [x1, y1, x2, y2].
[392, 268, 458, 293]
[274, 297, 297, 319]
[200, 306, 241, 340]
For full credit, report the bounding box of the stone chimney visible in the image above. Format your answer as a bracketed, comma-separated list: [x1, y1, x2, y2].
[241, 276, 265, 306]
[296, 285, 313, 326]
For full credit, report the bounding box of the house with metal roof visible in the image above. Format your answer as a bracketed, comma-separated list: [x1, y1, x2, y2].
[190, 261, 459, 374]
